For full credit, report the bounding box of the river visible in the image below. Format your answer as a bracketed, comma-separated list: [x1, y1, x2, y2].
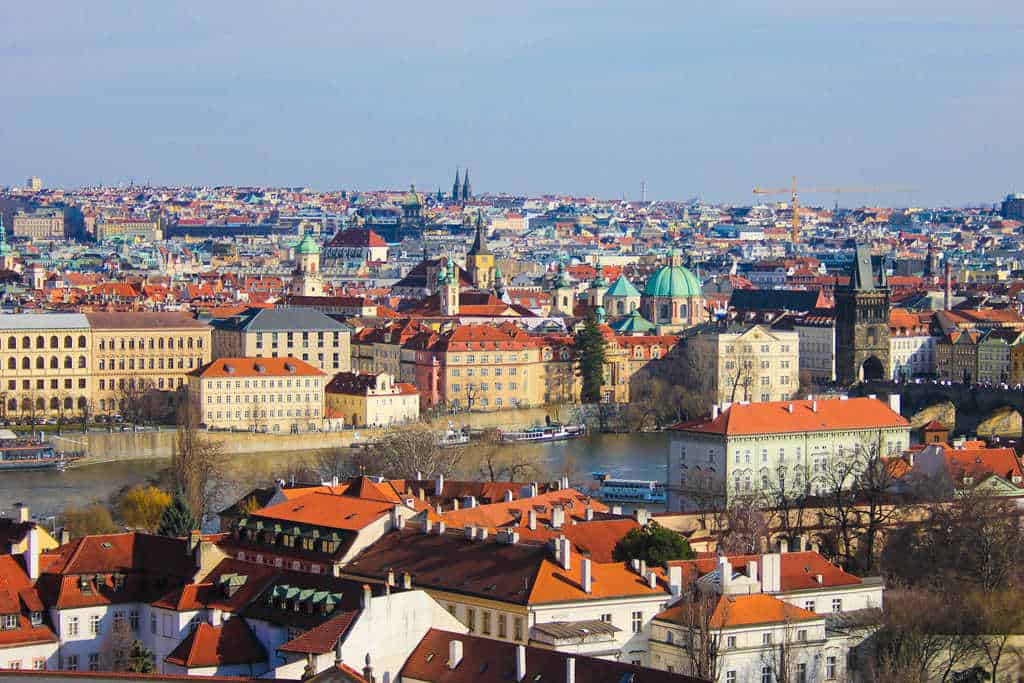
[0, 432, 671, 522]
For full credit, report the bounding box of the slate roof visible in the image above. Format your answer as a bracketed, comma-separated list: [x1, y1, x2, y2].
[0, 313, 89, 330]
[729, 288, 822, 313]
[211, 307, 350, 332]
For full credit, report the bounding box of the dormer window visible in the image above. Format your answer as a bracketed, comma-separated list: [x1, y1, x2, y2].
[2, 614, 17, 630]
[30, 612, 42, 626]
[963, 477, 974, 485]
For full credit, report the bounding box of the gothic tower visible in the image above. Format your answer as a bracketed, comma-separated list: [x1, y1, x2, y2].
[451, 169, 461, 202]
[835, 244, 890, 384]
[466, 213, 494, 290]
[439, 258, 460, 316]
[461, 168, 472, 202]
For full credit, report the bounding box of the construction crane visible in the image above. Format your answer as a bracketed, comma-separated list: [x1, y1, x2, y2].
[752, 176, 920, 244]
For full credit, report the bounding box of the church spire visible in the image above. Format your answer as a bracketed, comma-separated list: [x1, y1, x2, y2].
[461, 168, 472, 202]
[451, 168, 461, 202]
[469, 212, 489, 255]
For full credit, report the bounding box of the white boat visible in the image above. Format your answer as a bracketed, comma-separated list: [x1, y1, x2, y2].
[498, 423, 586, 444]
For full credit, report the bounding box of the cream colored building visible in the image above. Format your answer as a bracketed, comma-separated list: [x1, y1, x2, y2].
[0, 313, 92, 420]
[86, 312, 212, 415]
[94, 216, 162, 241]
[681, 324, 799, 408]
[325, 371, 419, 427]
[189, 356, 325, 432]
[211, 307, 351, 374]
[12, 208, 64, 240]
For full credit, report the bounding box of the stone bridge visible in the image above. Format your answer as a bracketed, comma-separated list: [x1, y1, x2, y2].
[853, 381, 1024, 438]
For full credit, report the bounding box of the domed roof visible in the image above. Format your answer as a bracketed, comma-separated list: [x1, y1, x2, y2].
[294, 231, 320, 255]
[643, 265, 701, 298]
[403, 184, 421, 207]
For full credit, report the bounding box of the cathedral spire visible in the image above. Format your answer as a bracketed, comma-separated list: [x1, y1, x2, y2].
[469, 212, 489, 255]
[451, 168, 461, 202]
[461, 168, 472, 202]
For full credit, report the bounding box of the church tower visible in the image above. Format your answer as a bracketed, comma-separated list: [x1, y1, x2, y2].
[588, 260, 609, 308]
[0, 217, 16, 272]
[466, 213, 494, 290]
[550, 261, 575, 317]
[461, 168, 472, 202]
[451, 169, 461, 203]
[439, 257, 460, 316]
[291, 230, 323, 296]
[835, 244, 890, 384]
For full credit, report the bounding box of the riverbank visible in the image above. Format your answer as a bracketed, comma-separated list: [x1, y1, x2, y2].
[60, 403, 583, 463]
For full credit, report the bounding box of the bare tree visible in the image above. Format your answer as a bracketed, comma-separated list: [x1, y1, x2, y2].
[356, 423, 461, 479]
[673, 586, 728, 682]
[475, 429, 540, 482]
[715, 495, 770, 555]
[168, 399, 226, 523]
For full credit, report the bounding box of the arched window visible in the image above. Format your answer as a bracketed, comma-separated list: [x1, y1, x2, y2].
[21, 337, 30, 349]
[35, 357, 44, 369]
[50, 397, 59, 410]
[77, 397, 86, 409]
[64, 356, 72, 369]
[6, 336, 15, 350]
[158, 338, 164, 350]
[78, 335, 86, 348]
[50, 336, 58, 349]
[64, 397, 73, 410]
[35, 398, 45, 411]
[50, 357, 58, 369]
[64, 336, 72, 348]
[36, 336, 44, 349]
[6, 399, 15, 413]
[78, 356, 86, 369]
[21, 357, 30, 370]
[6, 358, 14, 370]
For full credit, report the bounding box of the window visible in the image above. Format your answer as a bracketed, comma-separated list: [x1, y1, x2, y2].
[797, 629, 807, 641]
[600, 613, 612, 624]
[66, 616, 79, 637]
[129, 609, 139, 632]
[466, 608, 476, 633]
[32, 658, 45, 670]
[2, 614, 16, 630]
[89, 614, 101, 635]
[497, 613, 508, 638]
[804, 600, 816, 612]
[65, 655, 78, 671]
[762, 632, 772, 645]
[631, 610, 642, 634]
[150, 614, 157, 634]
[832, 598, 842, 613]
[826, 655, 837, 679]
[726, 635, 736, 648]
[482, 611, 492, 635]
[513, 617, 524, 641]
[726, 672, 736, 683]
[89, 653, 100, 672]
[797, 662, 808, 683]
[762, 666, 772, 683]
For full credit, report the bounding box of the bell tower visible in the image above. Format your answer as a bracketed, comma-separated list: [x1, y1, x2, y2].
[836, 244, 890, 384]
[291, 230, 323, 296]
[466, 213, 494, 290]
[439, 258, 460, 316]
[550, 261, 575, 317]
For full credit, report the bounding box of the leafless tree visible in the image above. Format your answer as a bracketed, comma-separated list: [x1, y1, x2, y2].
[356, 423, 461, 479]
[715, 495, 770, 555]
[673, 586, 728, 682]
[168, 399, 227, 523]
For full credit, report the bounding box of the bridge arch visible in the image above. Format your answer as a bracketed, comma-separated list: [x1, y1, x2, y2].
[976, 405, 1024, 438]
[859, 356, 885, 382]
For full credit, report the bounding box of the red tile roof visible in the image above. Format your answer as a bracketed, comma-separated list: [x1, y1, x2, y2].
[196, 357, 325, 379]
[164, 618, 266, 668]
[671, 398, 908, 436]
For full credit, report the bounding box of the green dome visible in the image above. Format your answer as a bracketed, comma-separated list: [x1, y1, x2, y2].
[295, 231, 320, 255]
[643, 265, 701, 298]
[403, 184, 421, 207]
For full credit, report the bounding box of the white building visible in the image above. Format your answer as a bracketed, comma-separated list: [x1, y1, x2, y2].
[793, 314, 835, 385]
[888, 310, 937, 380]
[667, 397, 910, 511]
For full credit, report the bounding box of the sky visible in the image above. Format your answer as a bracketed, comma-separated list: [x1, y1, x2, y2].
[2, 1, 1023, 207]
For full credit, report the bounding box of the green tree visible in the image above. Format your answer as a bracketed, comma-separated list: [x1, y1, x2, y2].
[575, 313, 608, 403]
[157, 490, 199, 537]
[127, 640, 155, 673]
[117, 485, 172, 532]
[613, 521, 694, 567]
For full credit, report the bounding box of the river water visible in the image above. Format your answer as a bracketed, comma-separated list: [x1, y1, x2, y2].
[0, 432, 670, 522]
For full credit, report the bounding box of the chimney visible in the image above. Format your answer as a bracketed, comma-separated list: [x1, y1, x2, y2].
[581, 558, 592, 594]
[436, 521, 446, 535]
[762, 553, 781, 592]
[527, 509, 537, 530]
[386, 569, 395, 587]
[778, 538, 789, 554]
[786, 403, 793, 413]
[551, 506, 565, 529]
[59, 529, 69, 546]
[945, 260, 952, 310]
[361, 584, 372, 609]
[452, 498, 460, 511]
[415, 470, 423, 481]
[465, 525, 476, 541]
[711, 404, 720, 420]
[668, 565, 682, 596]
[584, 506, 594, 521]
[27, 527, 40, 581]
[515, 645, 527, 682]
[811, 400, 818, 413]
[746, 560, 758, 584]
[530, 482, 539, 498]
[561, 475, 569, 490]
[423, 519, 433, 535]
[718, 556, 732, 593]
[639, 559, 647, 577]
[647, 571, 657, 589]
[504, 490, 514, 503]
[448, 639, 463, 670]
[435, 474, 444, 497]
[611, 505, 623, 516]
[14, 503, 28, 523]
[888, 394, 902, 415]
[559, 537, 572, 571]
[634, 508, 649, 526]
[815, 574, 823, 585]
[566, 657, 576, 683]
[331, 475, 339, 489]
[402, 572, 413, 590]
[391, 505, 405, 530]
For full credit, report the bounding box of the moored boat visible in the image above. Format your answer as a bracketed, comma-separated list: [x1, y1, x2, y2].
[592, 472, 666, 504]
[0, 430, 77, 471]
[498, 423, 586, 444]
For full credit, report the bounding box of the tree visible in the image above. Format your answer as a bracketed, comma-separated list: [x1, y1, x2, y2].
[612, 521, 694, 567]
[475, 429, 540, 481]
[117, 485, 171, 532]
[157, 491, 199, 537]
[61, 504, 119, 538]
[672, 586, 727, 682]
[169, 400, 226, 522]
[356, 423, 461, 480]
[715, 496, 770, 555]
[126, 640, 155, 673]
[575, 313, 608, 403]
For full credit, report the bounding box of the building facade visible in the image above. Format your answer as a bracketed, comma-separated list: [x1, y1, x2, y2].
[12, 209, 64, 240]
[835, 245, 890, 384]
[211, 307, 351, 375]
[325, 371, 419, 427]
[189, 357, 325, 432]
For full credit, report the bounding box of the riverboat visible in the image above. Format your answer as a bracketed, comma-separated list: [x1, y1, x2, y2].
[592, 473, 666, 504]
[0, 430, 75, 471]
[498, 423, 586, 444]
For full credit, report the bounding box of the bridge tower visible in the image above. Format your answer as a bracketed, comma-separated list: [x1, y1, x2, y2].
[836, 244, 890, 384]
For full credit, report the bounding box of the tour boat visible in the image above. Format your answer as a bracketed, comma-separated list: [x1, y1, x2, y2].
[438, 428, 470, 447]
[0, 431, 76, 471]
[592, 473, 666, 504]
[497, 423, 586, 444]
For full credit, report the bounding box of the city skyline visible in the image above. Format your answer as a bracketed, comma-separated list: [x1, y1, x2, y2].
[3, 1, 1023, 206]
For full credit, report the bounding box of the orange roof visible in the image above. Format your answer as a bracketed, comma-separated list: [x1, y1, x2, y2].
[672, 398, 907, 436]
[528, 551, 668, 604]
[196, 356, 325, 379]
[669, 551, 862, 592]
[252, 492, 394, 531]
[658, 593, 820, 628]
[164, 618, 266, 668]
[440, 489, 607, 529]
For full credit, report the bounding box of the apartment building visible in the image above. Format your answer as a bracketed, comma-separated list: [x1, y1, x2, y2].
[667, 397, 910, 510]
[210, 307, 351, 374]
[86, 312, 211, 415]
[888, 309, 937, 380]
[189, 357, 325, 433]
[0, 314, 92, 420]
[792, 313, 835, 385]
[12, 209, 64, 240]
[93, 216, 162, 242]
[680, 323, 800, 407]
[324, 371, 419, 427]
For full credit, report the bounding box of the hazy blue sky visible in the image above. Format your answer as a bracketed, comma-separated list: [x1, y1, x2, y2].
[3, 1, 1022, 206]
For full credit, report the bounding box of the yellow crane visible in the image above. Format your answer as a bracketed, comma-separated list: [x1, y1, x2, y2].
[752, 176, 920, 243]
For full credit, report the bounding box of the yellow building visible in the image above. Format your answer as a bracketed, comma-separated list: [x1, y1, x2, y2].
[0, 313, 92, 421]
[211, 307, 351, 374]
[466, 214, 494, 289]
[94, 216, 162, 241]
[325, 371, 419, 427]
[86, 312, 212, 415]
[189, 356, 325, 433]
